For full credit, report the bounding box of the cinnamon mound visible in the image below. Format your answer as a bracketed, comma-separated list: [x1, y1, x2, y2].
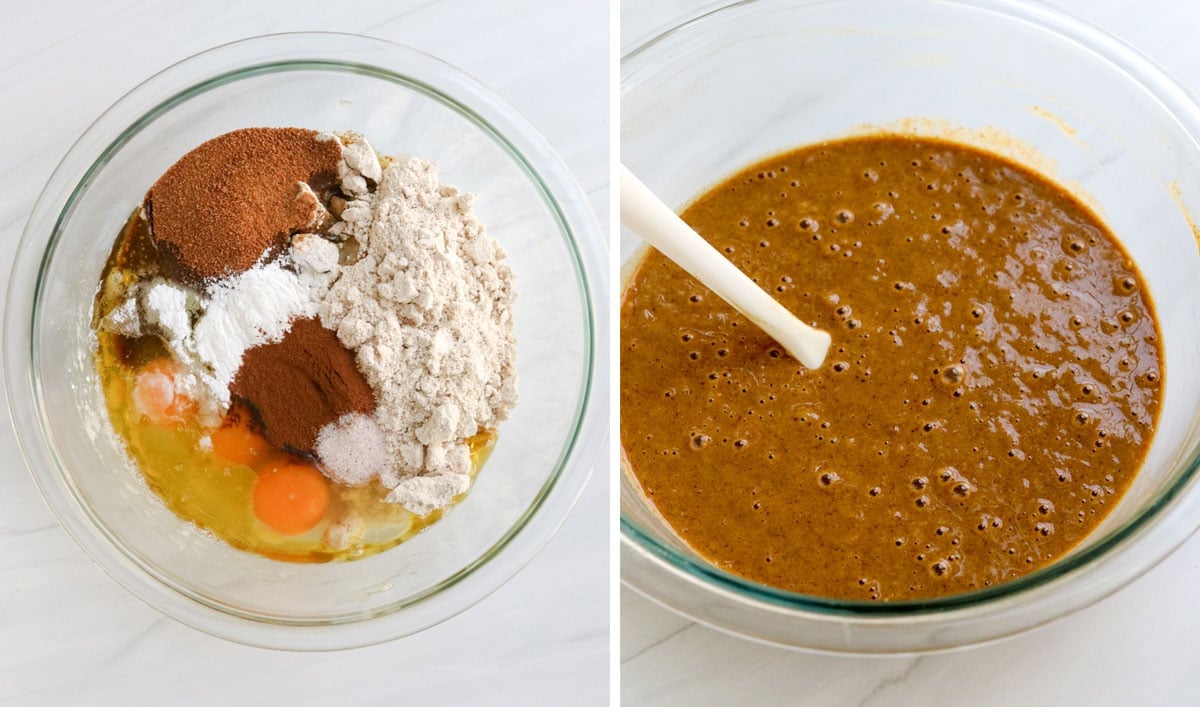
[231, 317, 375, 455]
[145, 127, 341, 286]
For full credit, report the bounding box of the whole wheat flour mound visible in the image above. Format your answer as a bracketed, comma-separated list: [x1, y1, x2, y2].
[320, 157, 517, 496]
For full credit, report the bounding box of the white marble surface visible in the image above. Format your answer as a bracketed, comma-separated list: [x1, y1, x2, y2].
[620, 1, 1200, 705]
[0, 1, 607, 705]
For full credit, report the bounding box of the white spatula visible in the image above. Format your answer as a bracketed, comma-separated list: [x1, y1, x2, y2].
[620, 164, 832, 369]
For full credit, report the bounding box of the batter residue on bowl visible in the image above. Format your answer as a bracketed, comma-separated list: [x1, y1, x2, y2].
[92, 127, 517, 562]
[621, 135, 1162, 600]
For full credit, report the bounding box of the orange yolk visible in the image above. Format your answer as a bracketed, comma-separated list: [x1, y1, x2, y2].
[131, 358, 195, 427]
[211, 417, 276, 468]
[252, 461, 330, 535]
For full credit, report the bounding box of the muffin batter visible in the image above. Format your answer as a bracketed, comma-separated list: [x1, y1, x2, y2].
[620, 135, 1163, 600]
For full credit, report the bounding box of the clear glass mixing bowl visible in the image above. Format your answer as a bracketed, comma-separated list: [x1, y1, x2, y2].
[5, 32, 606, 650]
[621, 0, 1200, 653]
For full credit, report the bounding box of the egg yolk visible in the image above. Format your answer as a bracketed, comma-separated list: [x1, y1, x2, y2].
[131, 358, 195, 427]
[211, 411, 277, 468]
[252, 461, 330, 535]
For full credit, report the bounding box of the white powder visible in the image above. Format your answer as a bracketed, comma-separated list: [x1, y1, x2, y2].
[319, 156, 517, 511]
[132, 256, 327, 417]
[100, 295, 141, 337]
[143, 280, 192, 359]
[315, 413, 391, 486]
[192, 259, 319, 408]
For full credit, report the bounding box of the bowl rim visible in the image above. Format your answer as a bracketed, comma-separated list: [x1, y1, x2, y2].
[5, 31, 607, 650]
[619, 0, 1200, 649]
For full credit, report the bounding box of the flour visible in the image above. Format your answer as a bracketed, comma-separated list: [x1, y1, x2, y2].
[337, 136, 382, 196]
[319, 156, 517, 504]
[385, 474, 472, 517]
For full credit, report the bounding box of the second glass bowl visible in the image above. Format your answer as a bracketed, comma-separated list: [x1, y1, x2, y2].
[621, 0, 1200, 653]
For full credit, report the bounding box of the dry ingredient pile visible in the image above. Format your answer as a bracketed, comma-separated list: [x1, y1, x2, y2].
[93, 127, 517, 560]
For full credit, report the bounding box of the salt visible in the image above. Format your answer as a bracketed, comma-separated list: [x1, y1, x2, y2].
[315, 413, 391, 486]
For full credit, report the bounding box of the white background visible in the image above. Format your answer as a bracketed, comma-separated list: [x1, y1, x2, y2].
[0, 1, 608, 705]
[9, 1, 1200, 704]
[621, 1, 1200, 706]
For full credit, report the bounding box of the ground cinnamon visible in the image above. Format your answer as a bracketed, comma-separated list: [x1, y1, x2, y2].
[145, 127, 341, 286]
[231, 317, 375, 455]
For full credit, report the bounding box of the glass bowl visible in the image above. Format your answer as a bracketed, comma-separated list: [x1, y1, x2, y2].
[621, 0, 1200, 653]
[5, 32, 606, 650]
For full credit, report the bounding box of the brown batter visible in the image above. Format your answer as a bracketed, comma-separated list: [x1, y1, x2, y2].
[620, 136, 1163, 600]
